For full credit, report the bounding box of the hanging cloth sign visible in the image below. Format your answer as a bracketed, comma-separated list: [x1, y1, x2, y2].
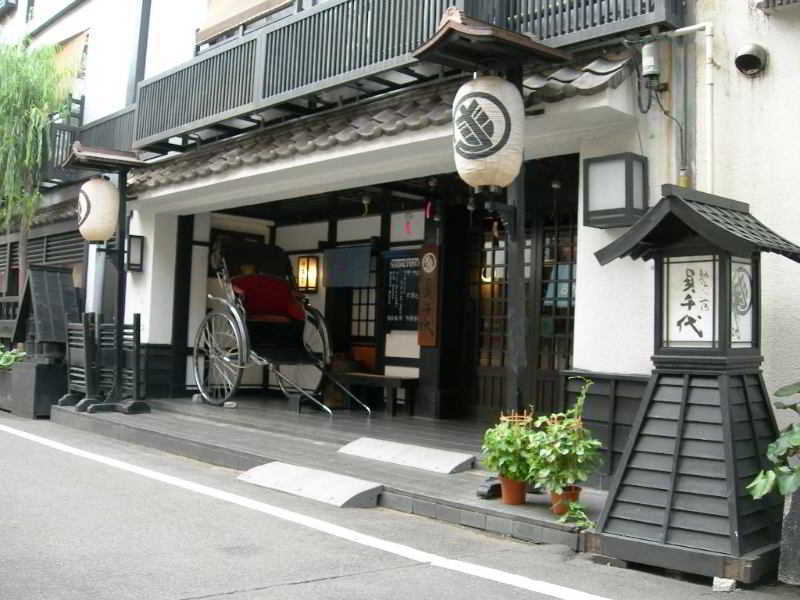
[452, 75, 525, 189]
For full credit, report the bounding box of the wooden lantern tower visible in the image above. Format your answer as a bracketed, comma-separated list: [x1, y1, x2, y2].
[587, 185, 800, 583]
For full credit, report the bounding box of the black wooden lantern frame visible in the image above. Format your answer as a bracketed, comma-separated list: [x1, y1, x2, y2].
[589, 185, 800, 582]
[583, 152, 649, 229]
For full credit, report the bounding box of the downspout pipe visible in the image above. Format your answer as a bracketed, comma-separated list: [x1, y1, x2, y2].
[663, 23, 714, 193]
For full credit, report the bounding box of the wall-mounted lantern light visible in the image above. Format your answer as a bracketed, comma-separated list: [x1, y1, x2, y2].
[297, 255, 319, 293]
[583, 153, 648, 229]
[125, 234, 145, 272]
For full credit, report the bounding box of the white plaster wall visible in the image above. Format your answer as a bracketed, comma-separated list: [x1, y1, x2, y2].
[572, 41, 676, 376]
[689, 2, 800, 401]
[276, 222, 328, 252]
[390, 210, 425, 243]
[145, 0, 206, 79]
[337, 215, 381, 241]
[125, 210, 178, 345]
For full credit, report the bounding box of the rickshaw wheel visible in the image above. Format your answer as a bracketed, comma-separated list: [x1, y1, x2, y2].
[193, 311, 245, 406]
[276, 307, 332, 401]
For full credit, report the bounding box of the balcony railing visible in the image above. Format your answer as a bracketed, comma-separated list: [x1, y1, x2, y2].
[79, 106, 136, 152]
[42, 122, 83, 185]
[757, 0, 800, 11]
[81, 1, 684, 154]
[469, 0, 685, 47]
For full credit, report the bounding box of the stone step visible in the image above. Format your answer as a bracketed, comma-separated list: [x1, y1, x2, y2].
[238, 462, 383, 508]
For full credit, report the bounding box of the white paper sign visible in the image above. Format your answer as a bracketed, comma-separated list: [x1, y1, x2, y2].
[664, 256, 716, 347]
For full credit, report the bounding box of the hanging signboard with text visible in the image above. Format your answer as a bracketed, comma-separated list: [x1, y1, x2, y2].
[384, 250, 420, 331]
[417, 246, 439, 347]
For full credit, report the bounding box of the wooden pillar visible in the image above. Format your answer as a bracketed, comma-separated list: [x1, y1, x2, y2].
[416, 179, 469, 418]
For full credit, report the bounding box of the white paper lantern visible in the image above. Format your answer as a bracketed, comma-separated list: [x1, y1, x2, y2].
[452, 76, 525, 189]
[78, 177, 119, 242]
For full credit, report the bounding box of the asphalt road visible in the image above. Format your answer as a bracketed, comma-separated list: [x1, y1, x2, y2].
[0, 413, 795, 600]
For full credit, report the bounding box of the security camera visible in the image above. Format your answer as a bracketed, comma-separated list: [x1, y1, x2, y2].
[735, 44, 768, 77]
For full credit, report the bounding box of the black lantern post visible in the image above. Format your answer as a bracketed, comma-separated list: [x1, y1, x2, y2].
[62, 143, 150, 415]
[414, 8, 570, 411]
[588, 185, 800, 582]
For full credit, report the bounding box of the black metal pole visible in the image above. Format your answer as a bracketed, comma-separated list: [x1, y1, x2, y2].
[504, 66, 527, 413]
[114, 170, 128, 404]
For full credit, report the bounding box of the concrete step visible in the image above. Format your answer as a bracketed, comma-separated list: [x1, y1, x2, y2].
[238, 462, 383, 508]
[338, 437, 475, 474]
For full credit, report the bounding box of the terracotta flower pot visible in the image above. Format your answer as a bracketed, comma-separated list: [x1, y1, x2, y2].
[499, 475, 527, 505]
[549, 486, 581, 515]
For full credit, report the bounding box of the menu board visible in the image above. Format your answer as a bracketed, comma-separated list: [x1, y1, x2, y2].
[384, 250, 419, 331]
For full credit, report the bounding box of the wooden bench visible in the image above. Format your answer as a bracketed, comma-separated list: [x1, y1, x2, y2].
[337, 372, 418, 416]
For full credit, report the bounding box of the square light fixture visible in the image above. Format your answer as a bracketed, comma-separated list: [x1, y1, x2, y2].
[125, 234, 145, 272]
[297, 255, 319, 293]
[583, 153, 648, 228]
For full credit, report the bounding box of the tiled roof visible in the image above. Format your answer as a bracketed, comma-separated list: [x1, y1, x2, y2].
[129, 53, 632, 193]
[32, 199, 78, 227]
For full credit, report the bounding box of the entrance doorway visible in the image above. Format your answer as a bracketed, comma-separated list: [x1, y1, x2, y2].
[465, 155, 579, 419]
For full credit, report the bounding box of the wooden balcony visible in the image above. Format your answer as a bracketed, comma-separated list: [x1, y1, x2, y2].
[55, 1, 682, 158]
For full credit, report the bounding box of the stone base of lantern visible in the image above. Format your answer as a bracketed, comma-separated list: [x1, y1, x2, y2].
[592, 364, 784, 583]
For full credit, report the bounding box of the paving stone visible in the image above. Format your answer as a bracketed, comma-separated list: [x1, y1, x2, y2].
[412, 499, 437, 519]
[512, 521, 543, 543]
[486, 516, 513, 536]
[378, 492, 413, 514]
[539, 526, 579, 549]
[460, 510, 486, 530]
[436, 504, 461, 524]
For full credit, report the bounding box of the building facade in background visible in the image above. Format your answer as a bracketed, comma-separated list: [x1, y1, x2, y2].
[0, 1, 798, 434]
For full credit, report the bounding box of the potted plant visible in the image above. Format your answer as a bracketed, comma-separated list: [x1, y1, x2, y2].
[528, 377, 603, 515]
[482, 419, 535, 505]
[0, 346, 26, 411]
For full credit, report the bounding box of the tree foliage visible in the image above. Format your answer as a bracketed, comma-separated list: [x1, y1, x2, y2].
[0, 41, 69, 232]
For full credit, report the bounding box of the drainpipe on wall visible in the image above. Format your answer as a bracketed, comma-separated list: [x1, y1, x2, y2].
[664, 23, 714, 193]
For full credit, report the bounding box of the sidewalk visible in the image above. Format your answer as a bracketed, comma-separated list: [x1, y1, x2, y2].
[51, 398, 606, 550]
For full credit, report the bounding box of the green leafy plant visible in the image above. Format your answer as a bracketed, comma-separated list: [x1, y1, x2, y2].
[0, 42, 69, 283]
[558, 501, 595, 529]
[482, 421, 535, 482]
[0, 347, 25, 369]
[528, 377, 603, 494]
[747, 381, 800, 499]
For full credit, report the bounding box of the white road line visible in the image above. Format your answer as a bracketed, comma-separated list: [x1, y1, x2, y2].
[0, 423, 613, 600]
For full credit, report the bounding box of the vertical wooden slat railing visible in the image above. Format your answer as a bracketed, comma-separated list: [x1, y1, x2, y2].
[129, 0, 681, 150]
[79, 105, 136, 152]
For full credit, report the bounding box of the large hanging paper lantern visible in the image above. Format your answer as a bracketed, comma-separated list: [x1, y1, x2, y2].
[78, 177, 119, 242]
[452, 75, 525, 188]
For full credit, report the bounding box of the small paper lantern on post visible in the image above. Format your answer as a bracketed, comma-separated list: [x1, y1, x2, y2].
[452, 76, 525, 189]
[78, 176, 119, 242]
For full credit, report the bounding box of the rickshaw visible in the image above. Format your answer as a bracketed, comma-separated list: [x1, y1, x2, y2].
[192, 235, 370, 416]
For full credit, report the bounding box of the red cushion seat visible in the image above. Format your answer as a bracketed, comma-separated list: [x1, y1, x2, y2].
[232, 274, 305, 321]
